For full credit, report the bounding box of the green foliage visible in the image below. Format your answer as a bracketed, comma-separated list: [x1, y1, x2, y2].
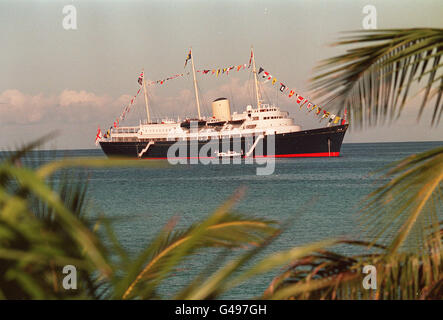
[263, 240, 442, 299]
[310, 28, 443, 127]
[263, 147, 442, 299]
[0, 140, 441, 300]
[0, 141, 283, 299]
[361, 146, 443, 253]
[263, 28, 443, 300]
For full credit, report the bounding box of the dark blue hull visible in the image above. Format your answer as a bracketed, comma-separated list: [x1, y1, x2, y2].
[99, 124, 348, 159]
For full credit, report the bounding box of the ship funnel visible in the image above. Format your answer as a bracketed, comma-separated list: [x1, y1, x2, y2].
[212, 97, 231, 121]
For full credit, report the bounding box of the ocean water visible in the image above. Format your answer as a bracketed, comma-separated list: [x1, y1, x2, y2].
[12, 141, 443, 298]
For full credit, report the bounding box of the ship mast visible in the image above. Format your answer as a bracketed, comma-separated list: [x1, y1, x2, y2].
[142, 68, 151, 123]
[190, 47, 202, 119]
[251, 46, 262, 109]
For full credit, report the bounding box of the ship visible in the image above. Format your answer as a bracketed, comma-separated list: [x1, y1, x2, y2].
[98, 48, 348, 160]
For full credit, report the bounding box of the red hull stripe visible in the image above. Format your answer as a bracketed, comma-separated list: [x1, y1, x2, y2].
[138, 152, 340, 160]
[255, 152, 340, 158]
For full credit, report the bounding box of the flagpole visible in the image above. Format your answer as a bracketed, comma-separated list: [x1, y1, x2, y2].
[251, 46, 261, 109]
[190, 47, 202, 119]
[142, 68, 151, 124]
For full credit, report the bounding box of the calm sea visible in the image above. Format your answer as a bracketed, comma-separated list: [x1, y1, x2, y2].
[13, 141, 443, 298]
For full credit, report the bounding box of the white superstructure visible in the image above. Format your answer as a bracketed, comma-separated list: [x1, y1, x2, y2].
[109, 101, 301, 143]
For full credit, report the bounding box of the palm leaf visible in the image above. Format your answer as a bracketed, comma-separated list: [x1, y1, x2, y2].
[263, 240, 442, 299]
[179, 239, 335, 300]
[360, 146, 443, 253]
[262, 240, 372, 299]
[0, 163, 112, 277]
[1, 144, 115, 299]
[310, 28, 443, 127]
[0, 182, 101, 298]
[117, 189, 277, 299]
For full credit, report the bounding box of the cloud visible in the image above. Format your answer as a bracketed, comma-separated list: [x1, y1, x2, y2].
[0, 90, 55, 124]
[59, 90, 109, 108]
[0, 89, 131, 125]
[0, 76, 274, 127]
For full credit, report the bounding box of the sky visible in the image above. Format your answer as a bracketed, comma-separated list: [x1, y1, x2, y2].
[0, 0, 442, 150]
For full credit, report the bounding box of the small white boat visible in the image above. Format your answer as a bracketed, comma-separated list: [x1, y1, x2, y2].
[215, 150, 243, 158]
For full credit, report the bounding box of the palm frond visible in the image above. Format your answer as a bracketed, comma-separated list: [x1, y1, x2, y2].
[263, 240, 442, 300]
[117, 189, 278, 299]
[0, 163, 112, 277]
[310, 28, 443, 127]
[179, 239, 335, 300]
[360, 146, 443, 253]
[0, 182, 101, 299]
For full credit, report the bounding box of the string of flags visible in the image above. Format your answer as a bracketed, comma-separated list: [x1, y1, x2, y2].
[184, 49, 251, 76]
[96, 77, 142, 142]
[146, 50, 252, 87]
[196, 64, 250, 76]
[147, 73, 186, 86]
[146, 63, 250, 86]
[107, 70, 145, 133]
[119, 87, 142, 122]
[257, 67, 347, 125]
[112, 63, 250, 129]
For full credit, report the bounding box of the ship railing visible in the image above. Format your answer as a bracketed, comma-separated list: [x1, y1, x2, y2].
[111, 127, 139, 134]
